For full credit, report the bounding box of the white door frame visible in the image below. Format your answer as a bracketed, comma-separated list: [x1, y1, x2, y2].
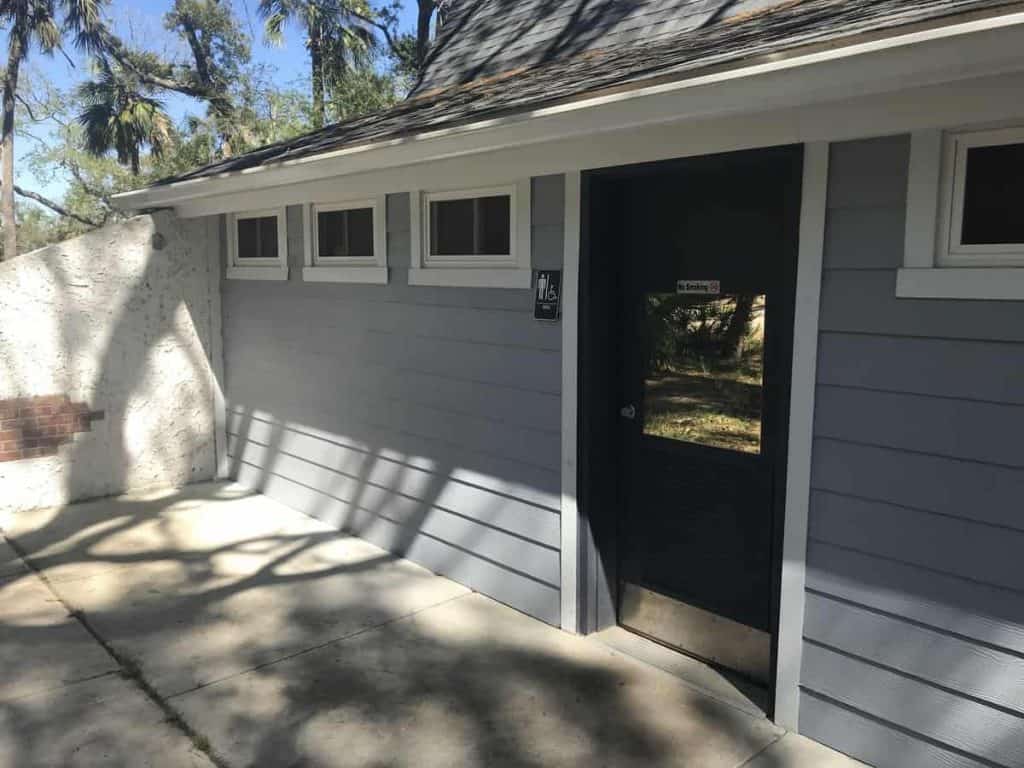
[773, 142, 829, 729]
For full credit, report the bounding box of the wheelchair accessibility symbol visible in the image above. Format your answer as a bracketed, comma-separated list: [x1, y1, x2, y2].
[534, 270, 562, 322]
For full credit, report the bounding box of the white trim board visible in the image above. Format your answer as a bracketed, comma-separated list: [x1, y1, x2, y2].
[560, 170, 581, 633]
[172, 70, 1024, 220]
[774, 142, 830, 731]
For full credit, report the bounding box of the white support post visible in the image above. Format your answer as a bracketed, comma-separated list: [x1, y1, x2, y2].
[774, 142, 829, 730]
[560, 170, 582, 633]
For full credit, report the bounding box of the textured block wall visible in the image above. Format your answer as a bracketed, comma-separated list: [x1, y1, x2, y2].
[0, 213, 222, 514]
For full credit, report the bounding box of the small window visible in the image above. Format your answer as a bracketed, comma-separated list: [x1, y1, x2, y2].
[228, 209, 288, 280]
[302, 197, 388, 284]
[429, 195, 511, 258]
[410, 183, 531, 289]
[959, 143, 1024, 245]
[945, 126, 1024, 265]
[237, 216, 280, 260]
[316, 207, 374, 260]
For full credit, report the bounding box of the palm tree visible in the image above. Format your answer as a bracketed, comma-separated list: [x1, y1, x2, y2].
[258, 0, 375, 130]
[78, 60, 172, 175]
[1, 0, 107, 259]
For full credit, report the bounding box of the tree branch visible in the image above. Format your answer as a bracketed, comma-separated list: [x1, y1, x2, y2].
[64, 161, 113, 210]
[10, 184, 101, 227]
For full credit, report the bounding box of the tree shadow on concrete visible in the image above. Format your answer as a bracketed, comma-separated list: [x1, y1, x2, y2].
[1, 482, 781, 767]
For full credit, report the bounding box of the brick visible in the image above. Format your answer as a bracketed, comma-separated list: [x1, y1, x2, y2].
[0, 429, 20, 441]
[0, 450, 23, 462]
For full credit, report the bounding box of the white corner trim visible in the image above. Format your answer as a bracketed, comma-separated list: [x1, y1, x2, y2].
[560, 170, 581, 633]
[775, 141, 829, 732]
[302, 266, 389, 284]
[896, 267, 1024, 300]
[226, 265, 289, 281]
[406, 267, 532, 289]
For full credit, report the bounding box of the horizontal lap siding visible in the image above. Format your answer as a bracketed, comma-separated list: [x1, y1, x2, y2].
[801, 136, 1024, 766]
[221, 178, 566, 625]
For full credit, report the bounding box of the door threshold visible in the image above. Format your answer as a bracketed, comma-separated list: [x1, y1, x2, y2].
[591, 626, 770, 719]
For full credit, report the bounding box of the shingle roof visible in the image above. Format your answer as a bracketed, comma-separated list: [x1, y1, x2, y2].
[414, 0, 785, 92]
[153, 0, 1018, 187]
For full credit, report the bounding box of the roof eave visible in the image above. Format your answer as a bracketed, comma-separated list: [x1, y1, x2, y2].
[112, 6, 1024, 212]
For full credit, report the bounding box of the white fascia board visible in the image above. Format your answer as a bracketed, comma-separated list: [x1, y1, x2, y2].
[176, 69, 1024, 219]
[116, 10, 1024, 213]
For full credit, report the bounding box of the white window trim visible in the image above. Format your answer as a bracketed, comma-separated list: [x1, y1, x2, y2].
[899, 125, 1024, 300]
[409, 180, 532, 288]
[302, 195, 388, 284]
[227, 208, 289, 281]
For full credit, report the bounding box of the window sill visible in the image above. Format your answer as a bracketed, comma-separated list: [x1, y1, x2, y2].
[303, 266, 388, 285]
[226, 265, 289, 281]
[407, 268, 532, 289]
[896, 268, 1024, 301]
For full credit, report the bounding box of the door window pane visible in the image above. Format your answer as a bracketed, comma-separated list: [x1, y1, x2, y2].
[236, 216, 279, 260]
[317, 207, 374, 258]
[642, 293, 765, 454]
[961, 143, 1024, 245]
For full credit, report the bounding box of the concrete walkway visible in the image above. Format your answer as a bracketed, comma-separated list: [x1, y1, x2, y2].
[1, 482, 864, 767]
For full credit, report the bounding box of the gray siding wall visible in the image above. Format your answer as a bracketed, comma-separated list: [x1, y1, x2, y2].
[221, 176, 565, 625]
[801, 136, 1024, 767]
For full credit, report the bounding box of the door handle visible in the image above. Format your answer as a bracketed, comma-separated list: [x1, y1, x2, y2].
[620, 404, 637, 420]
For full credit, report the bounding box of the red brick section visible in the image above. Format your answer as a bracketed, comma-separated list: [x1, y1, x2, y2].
[0, 395, 104, 462]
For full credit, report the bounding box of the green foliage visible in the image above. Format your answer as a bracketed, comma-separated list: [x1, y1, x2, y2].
[12, 0, 414, 254]
[78, 59, 172, 175]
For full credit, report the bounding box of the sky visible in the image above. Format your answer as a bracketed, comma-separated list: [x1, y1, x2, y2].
[16, 0, 420, 201]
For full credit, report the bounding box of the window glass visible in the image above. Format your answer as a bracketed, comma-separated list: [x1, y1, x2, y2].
[429, 195, 511, 256]
[642, 293, 766, 455]
[961, 142, 1024, 245]
[236, 216, 279, 260]
[317, 207, 374, 258]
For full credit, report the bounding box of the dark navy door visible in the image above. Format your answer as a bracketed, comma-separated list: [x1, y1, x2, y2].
[614, 147, 802, 682]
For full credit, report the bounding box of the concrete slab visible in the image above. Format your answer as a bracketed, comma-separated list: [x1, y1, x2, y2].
[744, 732, 868, 767]
[7, 484, 864, 768]
[592, 626, 769, 718]
[0, 672, 216, 768]
[173, 593, 783, 768]
[16, 485, 468, 697]
[0, 569, 116, 702]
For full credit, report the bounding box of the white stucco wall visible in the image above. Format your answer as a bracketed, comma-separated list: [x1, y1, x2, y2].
[0, 212, 222, 515]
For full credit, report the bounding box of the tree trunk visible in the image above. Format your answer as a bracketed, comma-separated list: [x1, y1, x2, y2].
[720, 295, 754, 362]
[1, 42, 22, 261]
[310, 23, 325, 129]
[416, 0, 435, 72]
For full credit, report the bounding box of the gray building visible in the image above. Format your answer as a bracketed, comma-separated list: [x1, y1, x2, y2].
[116, 2, 1024, 766]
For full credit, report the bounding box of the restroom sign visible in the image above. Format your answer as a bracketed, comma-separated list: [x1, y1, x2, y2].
[677, 279, 721, 295]
[534, 270, 562, 322]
